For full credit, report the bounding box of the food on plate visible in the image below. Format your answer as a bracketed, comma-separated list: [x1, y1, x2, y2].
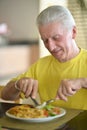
[7, 104, 45, 118]
[43, 104, 60, 117]
[7, 104, 61, 118]
[20, 92, 25, 99]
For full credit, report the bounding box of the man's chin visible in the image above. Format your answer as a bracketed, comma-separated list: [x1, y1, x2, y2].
[53, 55, 62, 61]
[54, 55, 65, 62]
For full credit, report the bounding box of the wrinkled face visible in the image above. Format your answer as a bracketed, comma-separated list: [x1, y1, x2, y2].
[39, 22, 76, 62]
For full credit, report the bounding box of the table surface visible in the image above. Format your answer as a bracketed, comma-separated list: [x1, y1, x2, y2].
[0, 102, 82, 130]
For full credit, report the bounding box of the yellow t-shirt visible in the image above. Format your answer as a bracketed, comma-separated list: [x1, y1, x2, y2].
[12, 48, 87, 110]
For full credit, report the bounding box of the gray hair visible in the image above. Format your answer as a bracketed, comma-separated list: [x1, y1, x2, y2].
[36, 5, 76, 30]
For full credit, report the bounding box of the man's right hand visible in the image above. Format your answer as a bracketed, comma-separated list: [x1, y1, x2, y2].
[15, 78, 38, 99]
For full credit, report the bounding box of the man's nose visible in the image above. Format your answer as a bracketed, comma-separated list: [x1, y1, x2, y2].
[48, 41, 56, 51]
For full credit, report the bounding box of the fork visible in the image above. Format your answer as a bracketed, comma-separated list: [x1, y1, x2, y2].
[36, 99, 56, 109]
[45, 99, 56, 105]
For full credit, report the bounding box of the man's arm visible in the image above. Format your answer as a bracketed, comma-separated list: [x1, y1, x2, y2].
[56, 78, 87, 101]
[1, 78, 38, 100]
[1, 81, 21, 100]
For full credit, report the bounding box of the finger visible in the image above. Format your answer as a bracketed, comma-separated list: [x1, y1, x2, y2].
[62, 86, 69, 96]
[55, 95, 60, 100]
[66, 87, 76, 95]
[63, 86, 76, 96]
[71, 88, 77, 94]
[19, 79, 30, 98]
[18, 79, 27, 91]
[22, 79, 29, 93]
[31, 80, 38, 99]
[57, 86, 68, 101]
[25, 78, 34, 97]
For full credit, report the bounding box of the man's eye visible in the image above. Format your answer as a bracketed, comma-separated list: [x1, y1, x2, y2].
[53, 37, 61, 41]
[53, 37, 59, 40]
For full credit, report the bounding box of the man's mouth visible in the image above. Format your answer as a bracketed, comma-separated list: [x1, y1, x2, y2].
[52, 48, 62, 54]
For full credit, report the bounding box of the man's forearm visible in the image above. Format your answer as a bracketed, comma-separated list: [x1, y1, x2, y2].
[1, 81, 20, 100]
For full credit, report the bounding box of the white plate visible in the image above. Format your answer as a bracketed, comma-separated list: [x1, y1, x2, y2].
[6, 107, 66, 122]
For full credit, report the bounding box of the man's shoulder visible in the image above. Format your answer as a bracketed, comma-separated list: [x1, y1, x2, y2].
[30, 55, 54, 68]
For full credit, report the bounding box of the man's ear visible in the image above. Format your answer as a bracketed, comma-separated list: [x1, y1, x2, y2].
[72, 26, 77, 39]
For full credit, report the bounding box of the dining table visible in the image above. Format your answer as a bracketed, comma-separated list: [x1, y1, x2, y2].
[0, 101, 82, 130]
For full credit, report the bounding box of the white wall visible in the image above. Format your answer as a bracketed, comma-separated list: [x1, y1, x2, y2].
[0, 0, 39, 40]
